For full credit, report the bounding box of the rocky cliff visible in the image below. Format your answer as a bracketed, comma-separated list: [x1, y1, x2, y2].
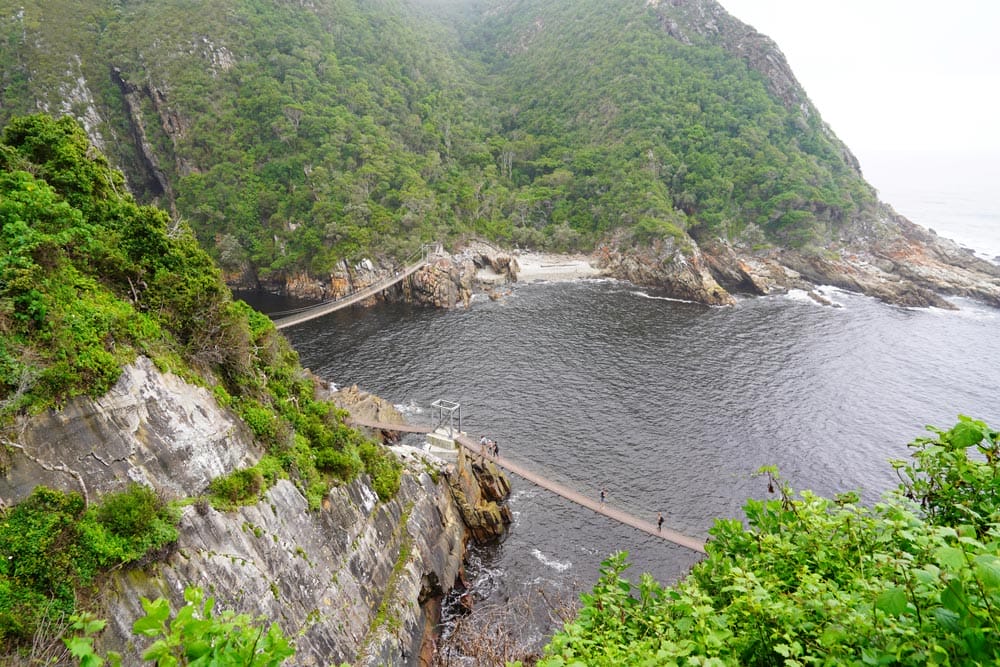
[0, 357, 509, 666]
[595, 210, 1000, 309]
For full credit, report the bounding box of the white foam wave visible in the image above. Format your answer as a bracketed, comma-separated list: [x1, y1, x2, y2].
[781, 287, 848, 309]
[531, 549, 572, 572]
[510, 488, 537, 502]
[629, 290, 698, 305]
[784, 289, 822, 305]
[925, 298, 1000, 321]
[393, 400, 425, 415]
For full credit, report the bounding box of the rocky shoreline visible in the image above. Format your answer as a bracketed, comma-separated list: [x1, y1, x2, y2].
[235, 216, 1000, 312]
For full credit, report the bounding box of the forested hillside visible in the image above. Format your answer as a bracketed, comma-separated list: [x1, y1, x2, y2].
[0, 114, 402, 653]
[0, 0, 879, 287]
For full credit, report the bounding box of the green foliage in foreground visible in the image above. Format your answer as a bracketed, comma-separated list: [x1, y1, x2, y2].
[0, 485, 179, 648]
[64, 586, 294, 666]
[539, 416, 1000, 666]
[131, 586, 294, 666]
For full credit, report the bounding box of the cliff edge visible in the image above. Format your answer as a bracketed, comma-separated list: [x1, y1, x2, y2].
[0, 357, 508, 666]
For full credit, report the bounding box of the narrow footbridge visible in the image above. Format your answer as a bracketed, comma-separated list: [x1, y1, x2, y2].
[347, 417, 707, 554]
[270, 244, 440, 330]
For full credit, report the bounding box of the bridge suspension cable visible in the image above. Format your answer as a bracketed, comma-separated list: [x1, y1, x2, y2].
[347, 414, 707, 554]
[267, 243, 440, 329]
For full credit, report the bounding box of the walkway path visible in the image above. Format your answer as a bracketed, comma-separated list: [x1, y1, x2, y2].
[271, 246, 438, 330]
[348, 417, 706, 554]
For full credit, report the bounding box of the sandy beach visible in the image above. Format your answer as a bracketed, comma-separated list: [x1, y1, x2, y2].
[509, 252, 603, 283]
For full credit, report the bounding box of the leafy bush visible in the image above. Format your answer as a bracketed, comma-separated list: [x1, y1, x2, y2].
[209, 469, 266, 510]
[359, 441, 402, 501]
[540, 417, 1000, 666]
[0, 486, 179, 647]
[891, 415, 1000, 536]
[61, 588, 294, 666]
[132, 586, 294, 666]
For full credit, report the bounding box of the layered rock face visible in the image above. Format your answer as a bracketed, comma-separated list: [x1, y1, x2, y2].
[591, 211, 1000, 310]
[447, 449, 513, 542]
[405, 256, 476, 309]
[0, 356, 259, 505]
[596, 236, 736, 306]
[103, 473, 465, 666]
[0, 357, 510, 666]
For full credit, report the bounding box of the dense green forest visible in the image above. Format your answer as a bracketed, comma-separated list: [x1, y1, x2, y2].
[0, 114, 399, 653]
[0, 0, 878, 285]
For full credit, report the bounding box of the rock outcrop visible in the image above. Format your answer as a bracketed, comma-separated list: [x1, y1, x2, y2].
[590, 212, 1000, 310]
[447, 449, 513, 542]
[405, 256, 476, 309]
[596, 235, 737, 306]
[0, 357, 511, 666]
[0, 356, 259, 505]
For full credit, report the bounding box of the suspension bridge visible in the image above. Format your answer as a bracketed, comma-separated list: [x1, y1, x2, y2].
[270, 244, 441, 330]
[347, 414, 707, 555]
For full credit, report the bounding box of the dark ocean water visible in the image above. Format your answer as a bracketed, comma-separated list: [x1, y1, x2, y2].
[272, 277, 1000, 634]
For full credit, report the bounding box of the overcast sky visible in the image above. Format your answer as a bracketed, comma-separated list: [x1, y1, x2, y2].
[719, 1, 1000, 160]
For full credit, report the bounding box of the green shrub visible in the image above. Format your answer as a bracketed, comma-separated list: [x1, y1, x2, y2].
[209, 469, 265, 509]
[95, 484, 162, 538]
[541, 418, 1000, 666]
[314, 447, 362, 479]
[359, 442, 402, 501]
[239, 402, 278, 442]
[0, 486, 180, 648]
[60, 588, 294, 666]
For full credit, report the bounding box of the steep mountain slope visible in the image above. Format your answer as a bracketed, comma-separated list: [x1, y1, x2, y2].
[0, 0, 997, 307]
[463, 0, 874, 246]
[0, 113, 514, 665]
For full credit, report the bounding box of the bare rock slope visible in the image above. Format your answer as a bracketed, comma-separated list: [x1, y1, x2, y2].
[0, 357, 503, 666]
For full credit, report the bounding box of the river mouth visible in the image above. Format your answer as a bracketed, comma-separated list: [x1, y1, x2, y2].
[264, 279, 1000, 650]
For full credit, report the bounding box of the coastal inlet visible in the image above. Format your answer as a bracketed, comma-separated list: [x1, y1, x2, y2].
[272, 277, 1000, 643]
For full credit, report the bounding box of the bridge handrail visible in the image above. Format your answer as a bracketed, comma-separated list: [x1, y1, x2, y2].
[344, 415, 706, 554]
[264, 243, 440, 320]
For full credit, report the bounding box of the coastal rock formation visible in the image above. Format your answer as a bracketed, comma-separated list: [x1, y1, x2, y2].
[328, 383, 408, 441]
[405, 256, 476, 308]
[463, 241, 521, 283]
[0, 356, 259, 505]
[590, 209, 1000, 310]
[104, 472, 464, 667]
[596, 236, 737, 306]
[0, 357, 511, 666]
[447, 449, 512, 542]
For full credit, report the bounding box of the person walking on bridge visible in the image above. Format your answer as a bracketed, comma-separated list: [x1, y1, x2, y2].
[657, 512, 664, 533]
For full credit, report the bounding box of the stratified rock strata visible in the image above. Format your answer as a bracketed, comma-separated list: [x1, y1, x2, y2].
[0, 357, 511, 666]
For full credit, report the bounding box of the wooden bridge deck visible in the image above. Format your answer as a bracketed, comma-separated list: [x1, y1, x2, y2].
[348, 418, 707, 554]
[272, 258, 429, 330]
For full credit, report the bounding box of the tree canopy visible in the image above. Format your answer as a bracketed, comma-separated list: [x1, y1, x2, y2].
[0, 0, 878, 282]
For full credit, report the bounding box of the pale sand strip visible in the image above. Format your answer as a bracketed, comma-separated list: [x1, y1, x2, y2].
[500, 252, 604, 283]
